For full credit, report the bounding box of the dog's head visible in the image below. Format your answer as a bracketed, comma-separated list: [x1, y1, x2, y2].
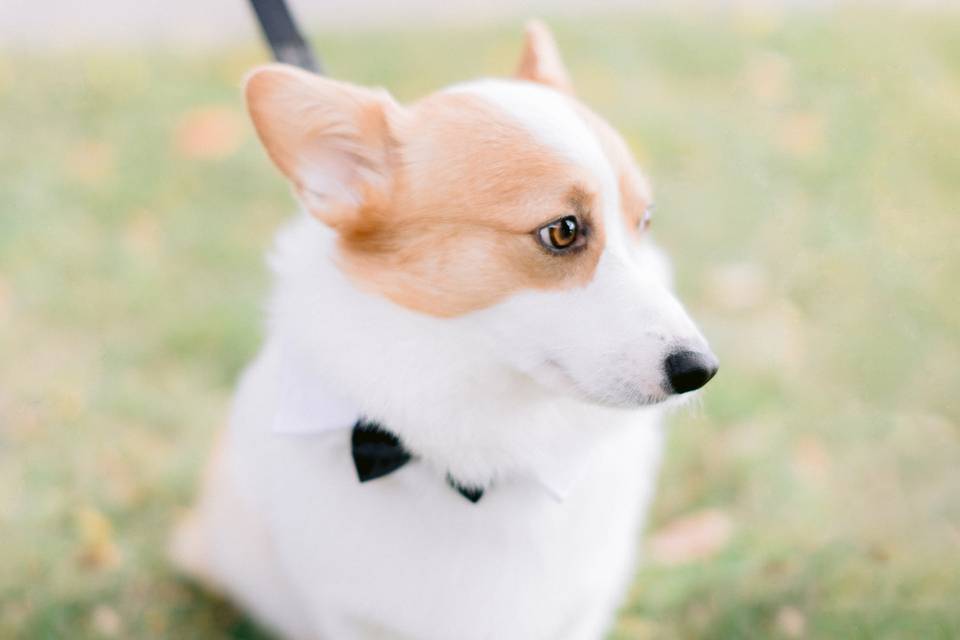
[246, 22, 717, 409]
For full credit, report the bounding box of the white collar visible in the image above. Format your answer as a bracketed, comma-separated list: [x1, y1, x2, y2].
[272, 344, 358, 436]
[271, 345, 595, 503]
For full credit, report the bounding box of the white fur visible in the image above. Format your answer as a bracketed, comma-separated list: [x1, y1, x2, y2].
[451, 80, 710, 408]
[173, 80, 712, 640]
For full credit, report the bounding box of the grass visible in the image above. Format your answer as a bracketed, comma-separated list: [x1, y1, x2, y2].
[2, 7, 959, 639]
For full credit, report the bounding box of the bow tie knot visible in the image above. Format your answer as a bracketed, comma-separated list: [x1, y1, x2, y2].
[351, 419, 484, 504]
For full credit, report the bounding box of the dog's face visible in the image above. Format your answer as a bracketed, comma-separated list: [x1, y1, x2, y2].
[246, 22, 717, 408]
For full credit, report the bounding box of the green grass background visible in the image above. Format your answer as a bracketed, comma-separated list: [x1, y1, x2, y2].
[2, 7, 959, 639]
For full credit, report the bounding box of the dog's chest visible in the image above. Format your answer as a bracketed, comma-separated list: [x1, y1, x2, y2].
[230, 351, 664, 639]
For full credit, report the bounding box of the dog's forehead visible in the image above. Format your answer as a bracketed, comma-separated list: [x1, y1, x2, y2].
[436, 79, 650, 252]
[398, 81, 616, 234]
[444, 79, 615, 186]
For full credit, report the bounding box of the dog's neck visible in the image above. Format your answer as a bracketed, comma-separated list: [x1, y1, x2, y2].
[267, 213, 663, 489]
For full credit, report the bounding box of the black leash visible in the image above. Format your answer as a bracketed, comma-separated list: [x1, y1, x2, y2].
[248, 0, 322, 73]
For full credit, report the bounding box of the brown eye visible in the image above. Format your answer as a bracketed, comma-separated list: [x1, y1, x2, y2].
[538, 215, 583, 253]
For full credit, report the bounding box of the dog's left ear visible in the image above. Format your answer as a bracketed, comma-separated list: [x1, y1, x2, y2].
[245, 64, 404, 230]
[515, 20, 574, 95]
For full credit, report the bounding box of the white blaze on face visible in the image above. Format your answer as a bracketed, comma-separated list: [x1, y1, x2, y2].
[447, 79, 631, 254]
[452, 79, 711, 407]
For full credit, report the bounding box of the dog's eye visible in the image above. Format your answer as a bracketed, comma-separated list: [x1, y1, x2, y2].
[537, 216, 584, 253]
[639, 206, 653, 232]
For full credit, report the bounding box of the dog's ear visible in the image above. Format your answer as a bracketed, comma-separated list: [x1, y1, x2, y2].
[245, 64, 402, 229]
[515, 21, 573, 95]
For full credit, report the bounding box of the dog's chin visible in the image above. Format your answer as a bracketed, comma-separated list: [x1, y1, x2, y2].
[576, 386, 672, 410]
[536, 360, 673, 410]
[574, 386, 702, 411]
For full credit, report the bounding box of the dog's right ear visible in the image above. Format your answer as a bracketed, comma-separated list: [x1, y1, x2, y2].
[245, 64, 402, 230]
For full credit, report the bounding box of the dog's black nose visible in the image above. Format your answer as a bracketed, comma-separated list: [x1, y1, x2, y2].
[664, 350, 719, 394]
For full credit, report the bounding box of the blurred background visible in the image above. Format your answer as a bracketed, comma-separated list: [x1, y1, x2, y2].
[2, 1, 958, 638]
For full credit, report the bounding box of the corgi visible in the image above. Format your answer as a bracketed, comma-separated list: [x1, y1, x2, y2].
[171, 21, 717, 640]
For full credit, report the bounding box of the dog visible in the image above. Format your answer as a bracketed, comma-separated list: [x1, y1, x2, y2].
[171, 21, 718, 640]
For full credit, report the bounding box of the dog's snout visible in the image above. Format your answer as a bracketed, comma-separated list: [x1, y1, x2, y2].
[664, 350, 719, 394]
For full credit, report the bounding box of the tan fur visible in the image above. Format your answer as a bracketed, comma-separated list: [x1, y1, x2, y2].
[338, 92, 606, 317]
[245, 66, 400, 231]
[243, 24, 654, 318]
[515, 20, 574, 95]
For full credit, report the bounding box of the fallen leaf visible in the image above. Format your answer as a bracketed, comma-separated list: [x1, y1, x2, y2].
[792, 435, 831, 486]
[175, 106, 246, 160]
[775, 605, 807, 638]
[122, 210, 162, 259]
[743, 51, 793, 105]
[615, 614, 659, 639]
[776, 111, 825, 158]
[54, 386, 86, 421]
[647, 509, 733, 565]
[76, 506, 121, 570]
[100, 449, 144, 508]
[65, 141, 115, 185]
[91, 604, 122, 637]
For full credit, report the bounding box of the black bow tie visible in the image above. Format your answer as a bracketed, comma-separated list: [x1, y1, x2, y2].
[351, 419, 484, 503]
